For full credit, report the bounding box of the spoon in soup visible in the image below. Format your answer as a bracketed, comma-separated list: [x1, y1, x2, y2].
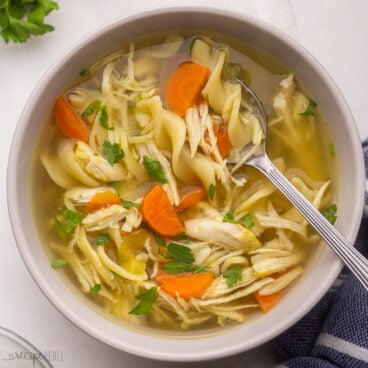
[231, 79, 368, 291]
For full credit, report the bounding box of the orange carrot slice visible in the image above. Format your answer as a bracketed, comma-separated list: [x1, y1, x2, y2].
[212, 122, 231, 158]
[85, 190, 121, 213]
[164, 62, 210, 117]
[176, 186, 205, 211]
[156, 269, 213, 299]
[141, 184, 185, 237]
[255, 291, 282, 313]
[54, 95, 90, 142]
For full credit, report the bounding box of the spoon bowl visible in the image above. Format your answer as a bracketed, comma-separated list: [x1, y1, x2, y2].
[232, 79, 368, 290]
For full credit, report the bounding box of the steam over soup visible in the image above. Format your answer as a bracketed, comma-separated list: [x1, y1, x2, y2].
[32, 33, 337, 330]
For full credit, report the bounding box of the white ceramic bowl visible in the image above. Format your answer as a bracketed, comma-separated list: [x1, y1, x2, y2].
[7, 6, 365, 362]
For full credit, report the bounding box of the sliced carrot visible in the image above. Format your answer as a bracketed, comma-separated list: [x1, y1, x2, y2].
[212, 121, 232, 158]
[165, 62, 210, 117]
[85, 190, 121, 213]
[255, 291, 282, 313]
[156, 269, 213, 299]
[54, 95, 90, 142]
[176, 186, 205, 211]
[141, 184, 185, 237]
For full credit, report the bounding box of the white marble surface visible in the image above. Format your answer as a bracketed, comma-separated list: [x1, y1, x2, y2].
[0, 1, 367, 367]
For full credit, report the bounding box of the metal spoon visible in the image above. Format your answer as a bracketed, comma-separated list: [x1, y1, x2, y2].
[230, 79, 368, 291]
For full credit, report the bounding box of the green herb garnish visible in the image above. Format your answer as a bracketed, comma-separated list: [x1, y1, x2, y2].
[129, 287, 158, 316]
[51, 258, 67, 269]
[110, 180, 121, 195]
[82, 100, 101, 117]
[90, 283, 101, 295]
[54, 208, 84, 237]
[0, 0, 59, 44]
[143, 155, 167, 184]
[154, 233, 166, 247]
[329, 143, 336, 157]
[322, 204, 337, 225]
[223, 266, 242, 287]
[208, 183, 215, 200]
[99, 105, 113, 130]
[163, 261, 207, 275]
[223, 210, 255, 229]
[242, 213, 255, 229]
[95, 233, 110, 246]
[167, 243, 195, 263]
[223, 209, 237, 224]
[121, 199, 140, 209]
[102, 140, 125, 166]
[299, 99, 317, 117]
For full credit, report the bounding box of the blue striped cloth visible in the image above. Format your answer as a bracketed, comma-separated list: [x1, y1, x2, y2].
[273, 139, 368, 368]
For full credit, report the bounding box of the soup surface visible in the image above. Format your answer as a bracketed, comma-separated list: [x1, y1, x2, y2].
[32, 32, 337, 331]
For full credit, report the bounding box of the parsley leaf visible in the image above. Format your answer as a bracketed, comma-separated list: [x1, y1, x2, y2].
[90, 283, 101, 295]
[153, 233, 166, 247]
[99, 105, 113, 130]
[129, 287, 158, 316]
[242, 213, 255, 229]
[110, 180, 121, 195]
[51, 258, 67, 269]
[223, 210, 255, 229]
[329, 143, 336, 157]
[163, 261, 207, 275]
[208, 183, 215, 200]
[121, 199, 140, 209]
[0, 0, 59, 44]
[167, 243, 195, 263]
[143, 155, 167, 184]
[54, 208, 84, 237]
[299, 99, 317, 117]
[322, 204, 337, 225]
[82, 100, 101, 117]
[102, 140, 125, 166]
[223, 209, 237, 224]
[95, 233, 110, 246]
[223, 266, 242, 287]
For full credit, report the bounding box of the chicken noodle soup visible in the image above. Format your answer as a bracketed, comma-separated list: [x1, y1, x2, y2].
[33, 33, 336, 330]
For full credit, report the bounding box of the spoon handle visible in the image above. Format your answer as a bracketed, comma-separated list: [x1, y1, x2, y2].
[249, 154, 368, 291]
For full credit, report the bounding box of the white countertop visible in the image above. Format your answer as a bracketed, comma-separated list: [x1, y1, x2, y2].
[1, 1, 367, 367]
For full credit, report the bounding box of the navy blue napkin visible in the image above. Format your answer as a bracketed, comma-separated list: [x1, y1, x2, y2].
[273, 139, 368, 368]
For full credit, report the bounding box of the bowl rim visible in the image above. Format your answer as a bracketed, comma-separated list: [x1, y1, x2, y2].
[7, 5, 365, 362]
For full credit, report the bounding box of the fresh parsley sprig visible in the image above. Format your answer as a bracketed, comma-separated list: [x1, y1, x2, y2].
[299, 99, 317, 118]
[322, 204, 337, 225]
[129, 287, 158, 316]
[0, 0, 59, 44]
[223, 266, 242, 287]
[102, 140, 125, 166]
[54, 208, 84, 237]
[143, 155, 167, 184]
[223, 209, 255, 229]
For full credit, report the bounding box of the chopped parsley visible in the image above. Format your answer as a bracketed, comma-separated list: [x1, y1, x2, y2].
[81, 100, 101, 117]
[322, 204, 338, 225]
[95, 233, 110, 246]
[223, 266, 242, 287]
[129, 287, 158, 316]
[90, 283, 101, 295]
[222, 210, 255, 229]
[167, 243, 195, 263]
[54, 208, 84, 237]
[110, 180, 121, 195]
[299, 99, 317, 117]
[208, 183, 215, 201]
[242, 213, 255, 229]
[163, 243, 207, 275]
[99, 105, 113, 130]
[51, 259, 68, 269]
[329, 143, 336, 157]
[143, 155, 167, 184]
[163, 262, 207, 275]
[153, 233, 166, 247]
[102, 140, 125, 166]
[121, 199, 140, 209]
